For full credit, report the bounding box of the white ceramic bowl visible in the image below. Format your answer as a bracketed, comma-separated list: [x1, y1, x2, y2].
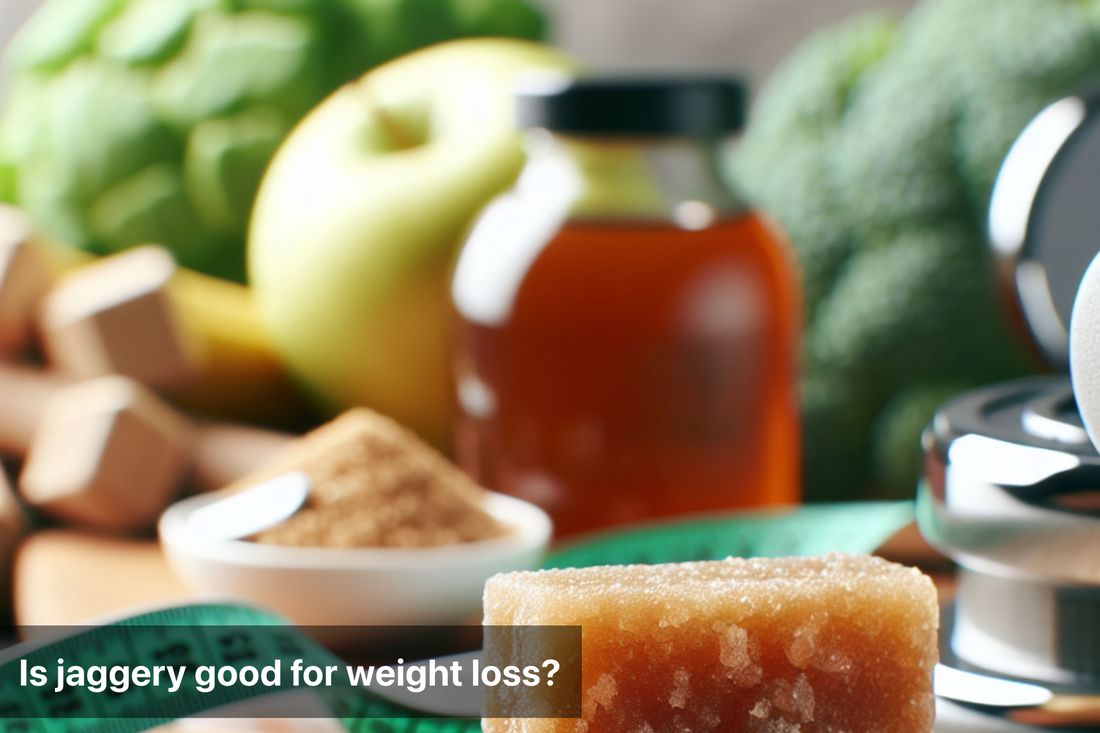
[159, 491, 551, 629]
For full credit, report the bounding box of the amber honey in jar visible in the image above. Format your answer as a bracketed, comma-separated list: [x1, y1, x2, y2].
[451, 77, 800, 536]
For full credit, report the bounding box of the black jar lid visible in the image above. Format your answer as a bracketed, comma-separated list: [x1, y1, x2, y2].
[515, 76, 747, 136]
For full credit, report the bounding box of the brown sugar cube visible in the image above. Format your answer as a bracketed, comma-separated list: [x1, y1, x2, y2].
[19, 375, 194, 532]
[0, 205, 54, 350]
[40, 245, 199, 389]
[0, 362, 73, 456]
[0, 360, 291, 489]
[13, 529, 189, 628]
[483, 552, 939, 733]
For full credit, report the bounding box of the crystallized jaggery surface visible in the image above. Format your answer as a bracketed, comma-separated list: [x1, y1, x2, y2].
[483, 552, 939, 733]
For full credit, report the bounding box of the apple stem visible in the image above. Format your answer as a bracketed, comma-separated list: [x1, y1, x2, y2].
[376, 107, 418, 151]
[355, 85, 419, 151]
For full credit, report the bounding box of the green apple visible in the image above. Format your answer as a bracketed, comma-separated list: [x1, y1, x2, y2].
[248, 38, 575, 445]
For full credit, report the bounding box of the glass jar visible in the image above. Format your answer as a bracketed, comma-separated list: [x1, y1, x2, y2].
[451, 77, 800, 537]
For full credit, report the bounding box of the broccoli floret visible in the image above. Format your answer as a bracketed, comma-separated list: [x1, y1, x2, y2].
[871, 382, 972, 498]
[734, 0, 1100, 500]
[829, 61, 969, 233]
[741, 12, 900, 145]
[802, 225, 1030, 497]
[736, 13, 898, 321]
[807, 225, 1027, 392]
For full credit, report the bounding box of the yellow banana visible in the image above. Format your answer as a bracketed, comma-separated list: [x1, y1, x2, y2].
[164, 268, 312, 427]
[34, 237, 311, 428]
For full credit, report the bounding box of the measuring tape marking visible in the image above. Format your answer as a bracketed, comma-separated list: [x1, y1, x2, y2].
[0, 605, 480, 733]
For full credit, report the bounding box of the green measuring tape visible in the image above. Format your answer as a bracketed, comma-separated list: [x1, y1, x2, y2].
[0, 502, 913, 733]
[0, 603, 475, 733]
[545, 501, 915, 569]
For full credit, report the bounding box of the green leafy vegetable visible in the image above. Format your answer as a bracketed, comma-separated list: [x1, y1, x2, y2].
[732, 0, 1100, 499]
[0, 0, 546, 281]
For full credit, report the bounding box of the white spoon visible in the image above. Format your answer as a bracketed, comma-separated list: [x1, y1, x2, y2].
[186, 472, 310, 542]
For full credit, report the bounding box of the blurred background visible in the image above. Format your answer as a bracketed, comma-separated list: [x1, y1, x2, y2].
[1, 0, 919, 82]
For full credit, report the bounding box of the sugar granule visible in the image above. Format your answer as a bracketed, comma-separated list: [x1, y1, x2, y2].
[231, 409, 510, 548]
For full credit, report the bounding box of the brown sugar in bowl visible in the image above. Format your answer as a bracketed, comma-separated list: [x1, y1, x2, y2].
[159, 409, 552, 634]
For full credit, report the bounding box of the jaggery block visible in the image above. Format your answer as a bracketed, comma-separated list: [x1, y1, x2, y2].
[40, 245, 199, 388]
[483, 552, 939, 733]
[19, 376, 194, 532]
[13, 530, 189, 627]
[0, 205, 53, 350]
